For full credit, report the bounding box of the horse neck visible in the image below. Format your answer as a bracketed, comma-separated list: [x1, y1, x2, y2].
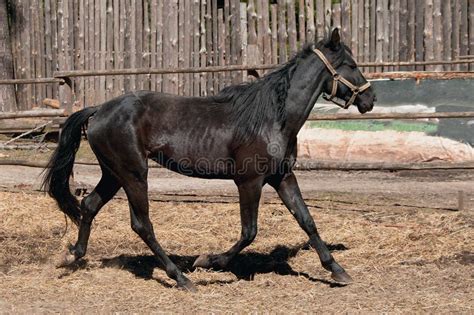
[282, 62, 328, 139]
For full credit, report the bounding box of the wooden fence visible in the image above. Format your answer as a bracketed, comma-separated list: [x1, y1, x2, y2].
[5, 0, 474, 111]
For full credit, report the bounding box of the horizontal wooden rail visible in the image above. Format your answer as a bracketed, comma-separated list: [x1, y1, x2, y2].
[1, 159, 473, 171]
[365, 71, 474, 80]
[0, 109, 67, 120]
[307, 111, 474, 121]
[53, 60, 474, 78]
[0, 78, 65, 85]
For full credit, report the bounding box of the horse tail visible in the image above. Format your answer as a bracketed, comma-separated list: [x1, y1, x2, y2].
[42, 107, 99, 226]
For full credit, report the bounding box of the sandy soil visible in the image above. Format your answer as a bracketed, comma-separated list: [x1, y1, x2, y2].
[0, 165, 473, 313]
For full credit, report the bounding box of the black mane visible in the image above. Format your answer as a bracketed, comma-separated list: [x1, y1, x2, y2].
[214, 39, 347, 144]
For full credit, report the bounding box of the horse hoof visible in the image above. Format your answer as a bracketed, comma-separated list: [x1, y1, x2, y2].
[193, 254, 212, 269]
[331, 271, 353, 284]
[56, 251, 77, 268]
[178, 277, 198, 293]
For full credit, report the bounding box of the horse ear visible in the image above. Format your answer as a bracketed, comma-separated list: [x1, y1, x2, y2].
[330, 28, 341, 48]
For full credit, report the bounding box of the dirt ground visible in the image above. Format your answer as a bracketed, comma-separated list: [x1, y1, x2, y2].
[0, 162, 473, 312]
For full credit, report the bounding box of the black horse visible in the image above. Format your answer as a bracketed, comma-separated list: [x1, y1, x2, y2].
[43, 29, 375, 292]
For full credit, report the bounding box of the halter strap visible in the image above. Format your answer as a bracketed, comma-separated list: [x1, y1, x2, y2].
[313, 48, 371, 109]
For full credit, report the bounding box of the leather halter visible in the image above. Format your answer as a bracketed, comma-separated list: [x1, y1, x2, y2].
[313, 48, 371, 109]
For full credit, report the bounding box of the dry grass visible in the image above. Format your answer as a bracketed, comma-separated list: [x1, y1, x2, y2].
[0, 191, 473, 313]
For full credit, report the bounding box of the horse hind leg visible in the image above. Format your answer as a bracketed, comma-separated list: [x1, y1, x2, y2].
[121, 174, 197, 292]
[58, 168, 121, 267]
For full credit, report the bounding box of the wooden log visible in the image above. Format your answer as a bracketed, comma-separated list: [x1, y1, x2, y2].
[375, 0, 383, 72]
[0, 109, 67, 120]
[212, 0, 219, 91]
[0, 78, 64, 85]
[230, 0, 242, 83]
[424, 0, 434, 71]
[262, 0, 271, 65]
[106, 0, 114, 99]
[364, 71, 474, 80]
[382, 0, 389, 72]
[470, 1, 474, 71]
[442, 0, 452, 71]
[287, 0, 298, 56]
[432, 0, 443, 71]
[459, 0, 469, 71]
[369, 0, 376, 64]
[415, 0, 425, 70]
[193, 0, 201, 95]
[407, 0, 416, 70]
[298, 0, 305, 45]
[206, 0, 214, 93]
[277, 0, 288, 63]
[42, 99, 61, 109]
[240, 2, 248, 81]
[217, 8, 226, 91]
[271, 4, 278, 64]
[305, 0, 315, 43]
[316, 0, 324, 39]
[200, 0, 208, 94]
[399, 0, 408, 70]
[256, 0, 265, 65]
[351, 1, 360, 61]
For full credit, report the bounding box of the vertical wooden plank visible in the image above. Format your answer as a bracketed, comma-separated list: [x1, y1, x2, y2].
[351, 0, 359, 58]
[315, 0, 323, 39]
[116, 0, 124, 95]
[36, 0, 46, 103]
[106, 0, 114, 98]
[298, 0, 305, 45]
[150, 0, 157, 92]
[470, 0, 474, 70]
[363, 0, 369, 65]
[118, 0, 126, 93]
[100, 0, 107, 102]
[44, 0, 53, 98]
[382, 0, 389, 72]
[287, 0, 297, 56]
[143, 0, 150, 91]
[136, 0, 144, 90]
[224, 0, 231, 85]
[217, 8, 225, 91]
[170, 0, 179, 93]
[256, 0, 265, 64]
[124, 0, 131, 92]
[193, 0, 200, 95]
[277, 0, 288, 63]
[332, 2, 341, 31]
[415, 0, 425, 71]
[375, 0, 384, 72]
[231, 0, 242, 83]
[424, 0, 434, 71]
[399, 0, 408, 70]
[452, 0, 460, 71]
[200, 0, 207, 94]
[441, 0, 452, 70]
[156, 0, 163, 92]
[324, 0, 331, 30]
[94, 0, 101, 99]
[262, 0, 271, 64]
[247, 0, 259, 66]
[341, 0, 351, 46]
[212, 0, 219, 92]
[306, 0, 315, 43]
[78, 0, 86, 105]
[407, 0, 416, 70]
[24, 0, 32, 107]
[433, 0, 443, 71]
[358, 0, 364, 62]
[178, 0, 186, 95]
[271, 4, 278, 64]
[58, 0, 72, 111]
[184, 0, 193, 95]
[240, 2, 248, 81]
[459, 0, 468, 71]
[369, 0, 376, 64]
[206, 0, 213, 94]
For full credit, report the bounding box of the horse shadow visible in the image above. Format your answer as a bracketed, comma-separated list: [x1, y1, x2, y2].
[98, 242, 348, 288]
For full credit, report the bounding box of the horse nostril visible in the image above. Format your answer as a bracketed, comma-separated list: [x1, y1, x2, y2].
[373, 95, 377, 102]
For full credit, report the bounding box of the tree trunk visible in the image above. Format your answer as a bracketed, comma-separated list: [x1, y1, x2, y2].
[0, 0, 17, 112]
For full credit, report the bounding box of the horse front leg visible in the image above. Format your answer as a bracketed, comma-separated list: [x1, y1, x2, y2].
[193, 177, 262, 270]
[270, 172, 353, 283]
